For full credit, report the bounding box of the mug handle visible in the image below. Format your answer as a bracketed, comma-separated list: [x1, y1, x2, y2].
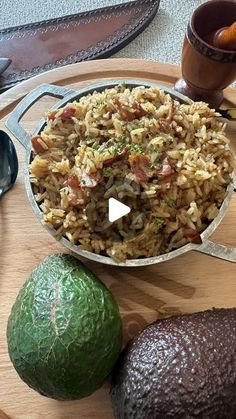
[5, 83, 78, 149]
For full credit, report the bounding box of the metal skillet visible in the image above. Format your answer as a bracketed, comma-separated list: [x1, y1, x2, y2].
[5, 80, 236, 267]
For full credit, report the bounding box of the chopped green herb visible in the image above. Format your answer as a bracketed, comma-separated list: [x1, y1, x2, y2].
[166, 198, 176, 208]
[59, 187, 68, 193]
[81, 179, 86, 185]
[92, 142, 100, 150]
[132, 121, 140, 129]
[114, 144, 122, 154]
[164, 136, 174, 143]
[149, 160, 161, 169]
[120, 82, 127, 88]
[149, 144, 159, 153]
[86, 136, 94, 142]
[107, 148, 114, 155]
[120, 135, 129, 143]
[125, 143, 144, 153]
[103, 167, 113, 176]
[155, 218, 165, 228]
[133, 144, 144, 154]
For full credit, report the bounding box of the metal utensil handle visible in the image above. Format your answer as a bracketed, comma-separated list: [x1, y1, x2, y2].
[195, 180, 236, 263]
[5, 83, 77, 149]
[195, 240, 236, 263]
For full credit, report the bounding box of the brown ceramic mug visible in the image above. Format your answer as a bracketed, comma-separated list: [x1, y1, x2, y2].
[175, 0, 236, 108]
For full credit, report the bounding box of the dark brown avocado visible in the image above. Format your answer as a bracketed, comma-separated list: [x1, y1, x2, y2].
[111, 308, 236, 419]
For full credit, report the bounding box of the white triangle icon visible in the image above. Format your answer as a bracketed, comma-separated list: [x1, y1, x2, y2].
[108, 198, 131, 223]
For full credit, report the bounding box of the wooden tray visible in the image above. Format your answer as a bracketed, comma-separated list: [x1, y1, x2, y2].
[1, 58, 236, 419]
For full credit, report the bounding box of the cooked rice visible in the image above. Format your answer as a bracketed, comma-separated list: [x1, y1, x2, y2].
[29, 84, 235, 261]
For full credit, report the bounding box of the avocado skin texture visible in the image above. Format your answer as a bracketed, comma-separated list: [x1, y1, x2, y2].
[7, 253, 122, 400]
[111, 308, 236, 419]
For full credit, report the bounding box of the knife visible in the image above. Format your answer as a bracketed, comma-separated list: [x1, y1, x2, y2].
[0, 0, 160, 92]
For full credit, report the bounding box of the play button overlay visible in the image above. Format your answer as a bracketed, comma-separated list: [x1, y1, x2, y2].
[108, 198, 131, 223]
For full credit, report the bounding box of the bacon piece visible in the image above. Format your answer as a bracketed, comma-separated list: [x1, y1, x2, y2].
[80, 171, 102, 188]
[61, 107, 76, 122]
[31, 135, 53, 153]
[159, 119, 171, 133]
[48, 107, 75, 123]
[114, 99, 146, 121]
[133, 165, 149, 182]
[62, 177, 89, 206]
[48, 110, 57, 121]
[184, 228, 203, 244]
[129, 154, 150, 182]
[158, 98, 174, 133]
[31, 136, 44, 153]
[103, 147, 128, 167]
[133, 101, 146, 118]
[62, 176, 89, 206]
[103, 157, 116, 167]
[62, 175, 79, 189]
[157, 156, 174, 179]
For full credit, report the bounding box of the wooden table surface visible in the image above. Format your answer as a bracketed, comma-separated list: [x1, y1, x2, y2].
[0, 58, 236, 419]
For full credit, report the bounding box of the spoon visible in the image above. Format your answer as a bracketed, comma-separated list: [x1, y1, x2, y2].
[0, 130, 18, 198]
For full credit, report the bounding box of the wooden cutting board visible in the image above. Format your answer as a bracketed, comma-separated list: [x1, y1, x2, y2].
[0, 58, 236, 419]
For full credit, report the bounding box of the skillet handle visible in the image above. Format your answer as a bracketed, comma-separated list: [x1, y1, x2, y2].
[194, 240, 236, 263]
[5, 83, 77, 149]
[194, 178, 236, 263]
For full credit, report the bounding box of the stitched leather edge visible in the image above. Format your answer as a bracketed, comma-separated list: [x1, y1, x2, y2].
[0, 0, 152, 36]
[0, 0, 160, 88]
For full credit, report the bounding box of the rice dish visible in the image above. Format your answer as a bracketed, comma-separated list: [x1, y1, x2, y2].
[29, 84, 235, 261]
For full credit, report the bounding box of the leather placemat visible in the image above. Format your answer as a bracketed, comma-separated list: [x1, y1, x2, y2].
[0, 0, 160, 91]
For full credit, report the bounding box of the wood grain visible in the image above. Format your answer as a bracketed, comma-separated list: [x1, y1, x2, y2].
[0, 58, 236, 419]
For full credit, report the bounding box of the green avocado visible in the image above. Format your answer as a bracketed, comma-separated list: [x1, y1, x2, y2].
[7, 253, 122, 400]
[111, 308, 236, 419]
